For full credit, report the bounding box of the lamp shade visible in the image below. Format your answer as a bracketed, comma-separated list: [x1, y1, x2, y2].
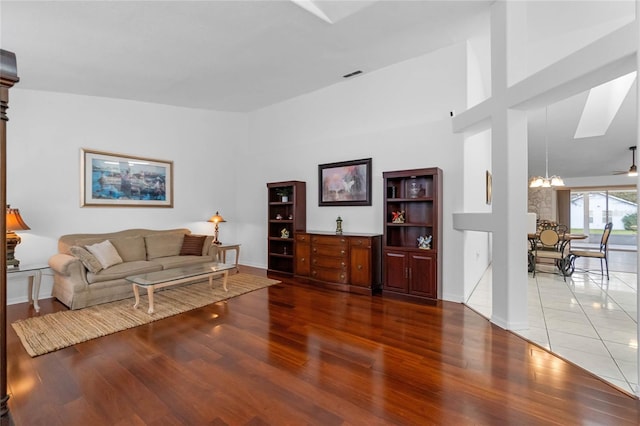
[6, 205, 30, 231]
[208, 211, 226, 224]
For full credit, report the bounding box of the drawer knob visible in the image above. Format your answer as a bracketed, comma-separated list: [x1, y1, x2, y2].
[301, 258, 305, 262]
[340, 250, 345, 255]
[357, 265, 363, 270]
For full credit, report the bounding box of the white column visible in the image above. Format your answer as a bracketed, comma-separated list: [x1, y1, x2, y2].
[491, 108, 529, 329]
[489, 1, 528, 329]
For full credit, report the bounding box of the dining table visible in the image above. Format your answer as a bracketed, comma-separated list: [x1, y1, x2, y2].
[527, 232, 588, 275]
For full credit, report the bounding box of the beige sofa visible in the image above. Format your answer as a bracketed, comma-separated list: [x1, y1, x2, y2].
[48, 228, 218, 309]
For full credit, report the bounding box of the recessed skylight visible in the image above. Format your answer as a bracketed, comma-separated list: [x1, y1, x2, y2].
[289, 0, 378, 25]
[289, 0, 333, 24]
[574, 71, 636, 139]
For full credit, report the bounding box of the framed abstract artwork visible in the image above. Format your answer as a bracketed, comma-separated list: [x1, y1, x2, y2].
[318, 158, 372, 206]
[81, 149, 173, 207]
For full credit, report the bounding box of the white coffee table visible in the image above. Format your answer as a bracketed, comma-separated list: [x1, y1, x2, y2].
[126, 262, 236, 314]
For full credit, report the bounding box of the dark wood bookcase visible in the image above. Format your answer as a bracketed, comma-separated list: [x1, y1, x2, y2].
[267, 181, 306, 275]
[382, 168, 442, 301]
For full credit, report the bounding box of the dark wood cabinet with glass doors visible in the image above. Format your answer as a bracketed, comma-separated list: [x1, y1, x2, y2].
[382, 168, 442, 301]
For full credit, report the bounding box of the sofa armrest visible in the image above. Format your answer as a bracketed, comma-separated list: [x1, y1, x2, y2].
[48, 253, 86, 279]
[206, 243, 219, 259]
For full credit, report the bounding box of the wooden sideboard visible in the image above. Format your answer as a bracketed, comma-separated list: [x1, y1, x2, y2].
[294, 232, 382, 295]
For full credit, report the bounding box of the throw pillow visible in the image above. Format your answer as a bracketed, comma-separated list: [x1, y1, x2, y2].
[202, 235, 214, 256]
[110, 236, 147, 262]
[144, 233, 185, 259]
[180, 234, 207, 256]
[85, 240, 124, 269]
[70, 245, 103, 273]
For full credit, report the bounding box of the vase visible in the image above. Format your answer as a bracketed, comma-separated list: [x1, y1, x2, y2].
[408, 180, 420, 198]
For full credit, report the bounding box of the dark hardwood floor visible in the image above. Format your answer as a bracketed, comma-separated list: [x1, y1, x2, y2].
[5, 266, 640, 425]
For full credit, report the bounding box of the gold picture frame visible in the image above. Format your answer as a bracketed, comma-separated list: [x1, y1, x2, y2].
[81, 149, 173, 207]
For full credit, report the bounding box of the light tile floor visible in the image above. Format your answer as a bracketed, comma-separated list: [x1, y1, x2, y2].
[467, 253, 639, 396]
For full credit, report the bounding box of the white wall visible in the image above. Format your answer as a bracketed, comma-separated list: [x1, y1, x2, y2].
[243, 43, 467, 301]
[6, 89, 246, 304]
[6, 42, 470, 305]
[463, 32, 492, 301]
[462, 129, 492, 301]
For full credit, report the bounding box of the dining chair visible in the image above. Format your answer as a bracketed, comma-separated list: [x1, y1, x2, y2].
[569, 222, 613, 280]
[532, 228, 569, 281]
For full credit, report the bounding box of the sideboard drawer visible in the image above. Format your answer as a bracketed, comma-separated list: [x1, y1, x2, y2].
[312, 244, 348, 258]
[311, 256, 348, 269]
[311, 267, 349, 284]
[311, 235, 348, 247]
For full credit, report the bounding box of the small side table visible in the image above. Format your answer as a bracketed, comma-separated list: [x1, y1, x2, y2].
[216, 243, 241, 273]
[7, 264, 49, 313]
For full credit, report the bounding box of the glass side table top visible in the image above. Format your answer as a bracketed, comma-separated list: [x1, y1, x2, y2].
[7, 264, 49, 274]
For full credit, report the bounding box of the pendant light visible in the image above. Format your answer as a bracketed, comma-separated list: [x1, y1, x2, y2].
[529, 107, 564, 188]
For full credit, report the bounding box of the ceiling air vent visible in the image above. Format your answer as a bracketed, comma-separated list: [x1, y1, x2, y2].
[343, 70, 363, 79]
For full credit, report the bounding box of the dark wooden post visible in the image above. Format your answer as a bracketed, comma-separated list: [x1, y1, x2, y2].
[1, 49, 19, 426]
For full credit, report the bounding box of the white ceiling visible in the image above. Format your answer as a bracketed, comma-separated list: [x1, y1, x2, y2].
[0, 0, 636, 181]
[0, 0, 490, 112]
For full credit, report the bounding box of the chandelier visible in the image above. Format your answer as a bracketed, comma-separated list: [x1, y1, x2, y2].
[529, 107, 564, 188]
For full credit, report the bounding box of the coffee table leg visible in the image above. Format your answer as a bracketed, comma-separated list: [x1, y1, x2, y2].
[222, 270, 229, 292]
[147, 287, 155, 314]
[133, 284, 140, 309]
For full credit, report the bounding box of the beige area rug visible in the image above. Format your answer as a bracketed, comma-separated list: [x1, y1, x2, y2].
[12, 273, 280, 357]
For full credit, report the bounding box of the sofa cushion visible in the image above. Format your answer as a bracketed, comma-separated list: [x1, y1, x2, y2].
[86, 261, 162, 284]
[145, 233, 184, 260]
[202, 236, 214, 256]
[151, 255, 214, 270]
[180, 234, 207, 256]
[70, 246, 103, 273]
[86, 240, 124, 269]
[110, 236, 147, 262]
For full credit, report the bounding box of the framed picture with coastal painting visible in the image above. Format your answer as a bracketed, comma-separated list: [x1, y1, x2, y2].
[81, 149, 173, 207]
[318, 158, 372, 206]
